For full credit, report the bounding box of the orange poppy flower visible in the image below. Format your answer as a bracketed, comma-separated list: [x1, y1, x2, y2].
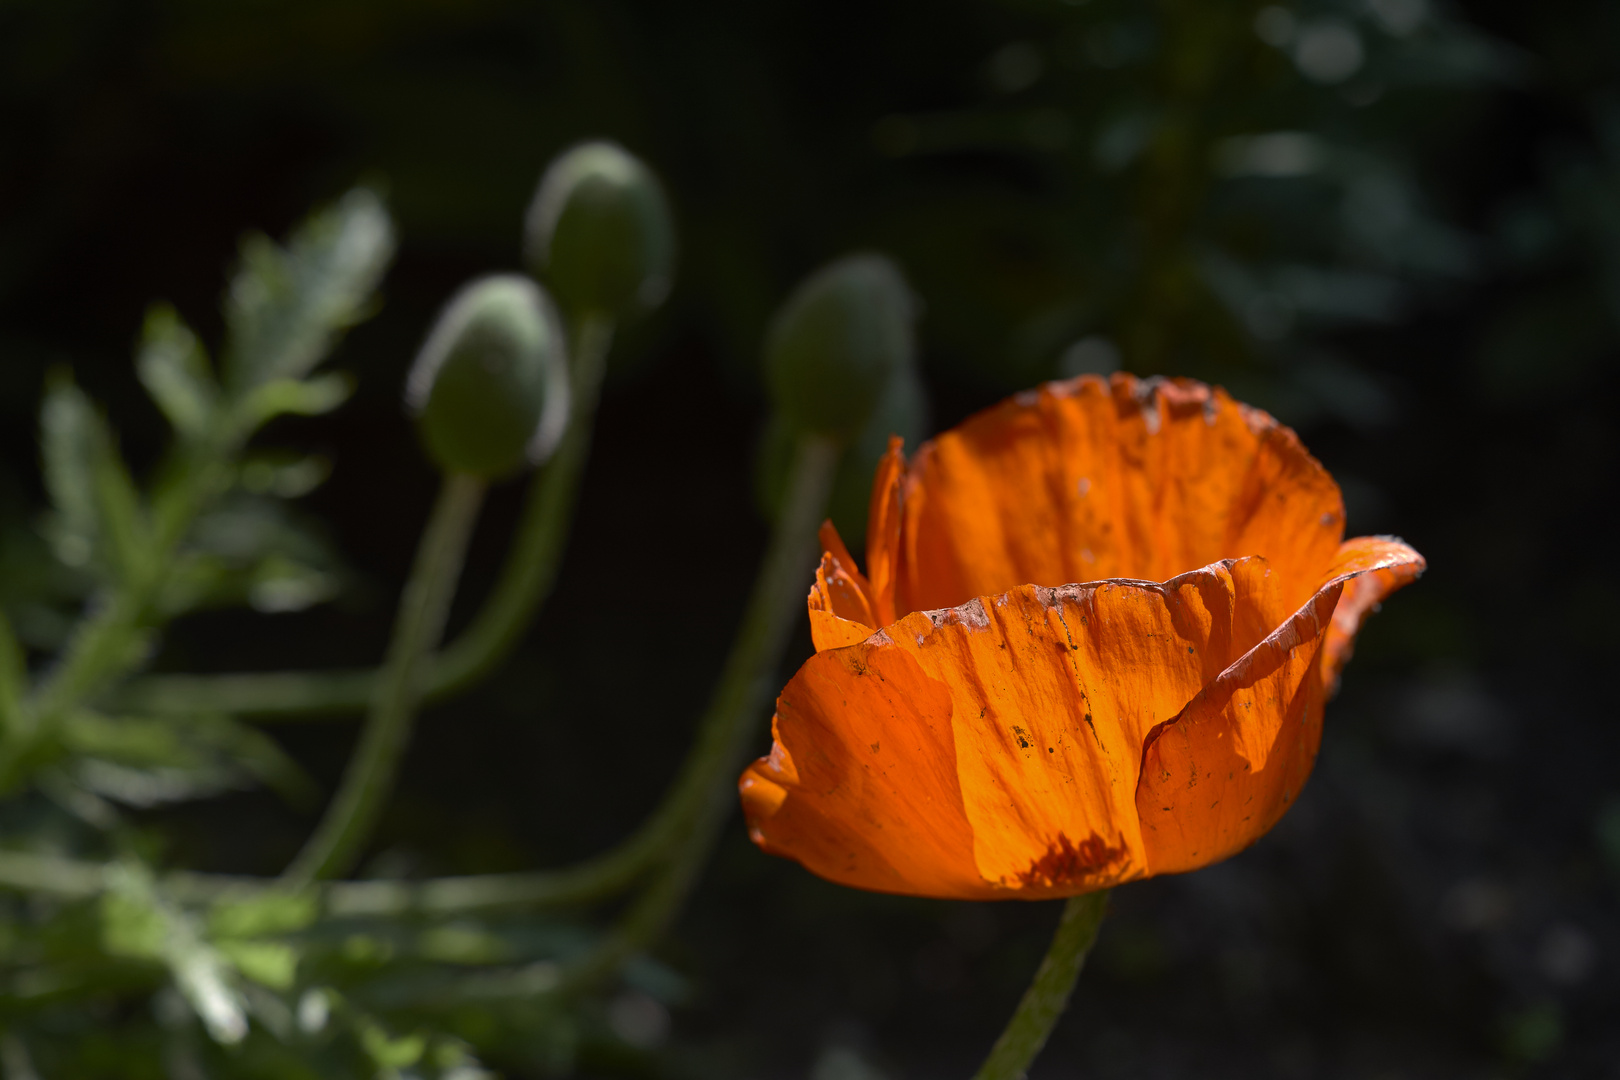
[739, 374, 1423, 900]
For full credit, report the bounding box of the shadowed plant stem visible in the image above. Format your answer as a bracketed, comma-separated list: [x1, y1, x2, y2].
[972, 890, 1110, 1080]
[282, 471, 486, 884]
[23, 412, 268, 753]
[558, 431, 841, 990]
[113, 313, 616, 720]
[0, 428, 837, 917]
[430, 313, 611, 693]
[28, 448, 232, 727]
[373, 431, 843, 1005]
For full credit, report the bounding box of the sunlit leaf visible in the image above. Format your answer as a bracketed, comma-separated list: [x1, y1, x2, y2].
[248, 556, 340, 614]
[0, 520, 90, 650]
[74, 759, 243, 807]
[100, 883, 166, 962]
[0, 610, 27, 737]
[208, 890, 319, 940]
[171, 941, 250, 1045]
[239, 373, 355, 428]
[160, 494, 345, 616]
[60, 711, 315, 808]
[40, 374, 107, 572]
[239, 452, 331, 499]
[416, 923, 512, 966]
[103, 865, 249, 1045]
[216, 940, 299, 992]
[220, 188, 395, 394]
[136, 304, 218, 443]
[39, 372, 149, 584]
[360, 1022, 425, 1069]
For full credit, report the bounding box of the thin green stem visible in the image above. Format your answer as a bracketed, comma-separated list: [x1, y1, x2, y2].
[113, 314, 616, 720]
[0, 847, 636, 914]
[0, 428, 836, 921]
[1, 1030, 39, 1080]
[0, 850, 109, 897]
[27, 416, 246, 735]
[284, 427, 838, 1006]
[433, 313, 612, 694]
[0, 614, 30, 739]
[282, 472, 486, 884]
[972, 891, 1110, 1080]
[30, 596, 143, 726]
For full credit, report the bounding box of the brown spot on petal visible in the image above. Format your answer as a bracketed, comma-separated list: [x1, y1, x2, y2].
[1016, 831, 1126, 889]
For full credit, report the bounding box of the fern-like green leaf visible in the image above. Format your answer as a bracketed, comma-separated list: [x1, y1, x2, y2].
[220, 188, 395, 395]
[136, 304, 218, 443]
[39, 373, 149, 585]
[60, 711, 315, 808]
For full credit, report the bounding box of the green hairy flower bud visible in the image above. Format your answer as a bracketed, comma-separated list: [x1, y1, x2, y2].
[407, 275, 571, 478]
[765, 253, 916, 437]
[756, 362, 929, 537]
[524, 140, 676, 317]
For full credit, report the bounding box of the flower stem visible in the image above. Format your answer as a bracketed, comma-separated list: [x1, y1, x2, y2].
[0, 429, 836, 918]
[972, 890, 1109, 1080]
[0, 849, 109, 896]
[30, 419, 242, 728]
[112, 313, 616, 720]
[559, 431, 841, 989]
[282, 471, 486, 884]
[346, 431, 842, 1003]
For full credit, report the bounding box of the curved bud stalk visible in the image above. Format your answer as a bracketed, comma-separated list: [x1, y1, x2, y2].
[758, 361, 930, 543]
[973, 892, 1110, 1080]
[23, 189, 397, 743]
[282, 471, 485, 884]
[120, 141, 684, 722]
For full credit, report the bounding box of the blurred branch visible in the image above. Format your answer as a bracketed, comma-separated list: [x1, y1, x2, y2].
[113, 314, 616, 720]
[0, 850, 108, 897]
[474, 431, 841, 994]
[14, 193, 393, 781]
[282, 472, 486, 884]
[972, 891, 1109, 1080]
[0, 430, 838, 928]
[0, 848, 645, 914]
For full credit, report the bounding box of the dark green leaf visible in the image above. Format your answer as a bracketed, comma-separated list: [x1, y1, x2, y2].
[221, 189, 395, 395]
[159, 494, 344, 616]
[60, 711, 315, 808]
[103, 865, 249, 1045]
[40, 373, 107, 572]
[39, 372, 149, 584]
[0, 610, 27, 737]
[136, 304, 218, 442]
[238, 373, 354, 429]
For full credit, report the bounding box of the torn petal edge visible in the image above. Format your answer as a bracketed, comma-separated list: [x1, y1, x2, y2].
[1322, 535, 1427, 694]
[808, 529, 878, 651]
[1137, 535, 1426, 769]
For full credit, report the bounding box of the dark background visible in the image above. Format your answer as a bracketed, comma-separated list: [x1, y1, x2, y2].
[2, 0, 1617, 1076]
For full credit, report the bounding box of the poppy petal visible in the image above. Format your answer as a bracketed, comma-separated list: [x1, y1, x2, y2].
[817, 520, 869, 597]
[864, 436, 905, 627]
[890, 374, 1345, 619]
[1136, 536, 1426, 874]
[808, 550, 877, 651]
[1323, 535, 1427, 692]
[807, 522, 878, 651]
[743, 555, 1315, 899]
[740, 641, 985, 896]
